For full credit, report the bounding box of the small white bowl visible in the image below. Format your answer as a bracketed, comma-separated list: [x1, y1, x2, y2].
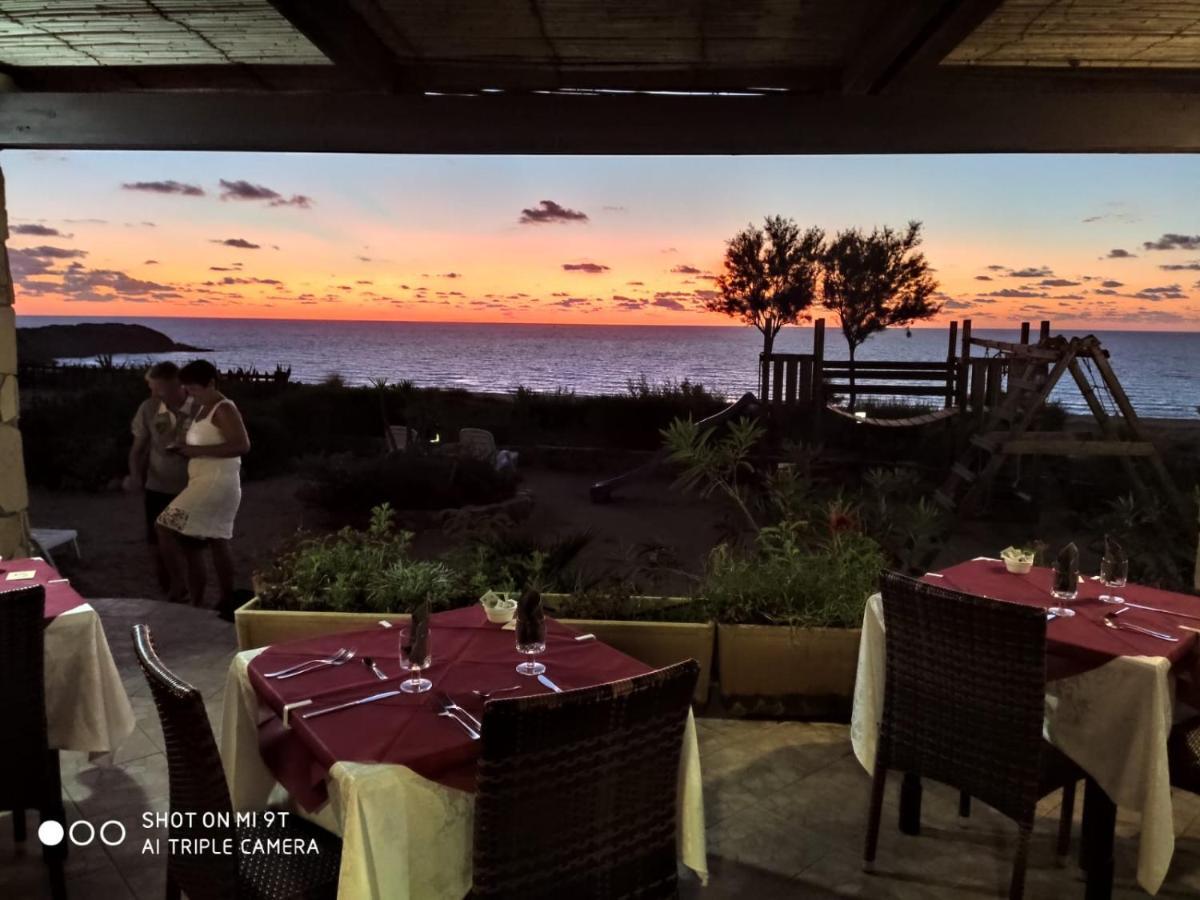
[480, 593, 517, 624]
[1003, 558, 1034, 575]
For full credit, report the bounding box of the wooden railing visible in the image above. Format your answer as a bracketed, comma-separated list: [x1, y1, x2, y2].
[761, 318, 1051, 416]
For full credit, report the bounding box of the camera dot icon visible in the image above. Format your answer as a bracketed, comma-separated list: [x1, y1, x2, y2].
[38, 820, 65, 847]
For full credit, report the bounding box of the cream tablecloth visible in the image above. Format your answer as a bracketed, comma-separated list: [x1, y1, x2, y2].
[222, 648, 708, 900]
[850, 592, 1185, 895]
[46, 603, 136, 753]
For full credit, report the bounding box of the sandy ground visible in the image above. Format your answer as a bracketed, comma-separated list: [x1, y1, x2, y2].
[27, 467, 729, 601]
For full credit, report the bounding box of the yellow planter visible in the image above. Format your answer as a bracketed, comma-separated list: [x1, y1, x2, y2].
[717, 623, 861, 717]
[234, 596, 410, 650]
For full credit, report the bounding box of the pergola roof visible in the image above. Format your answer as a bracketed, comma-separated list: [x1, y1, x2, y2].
[0, 0, 1197, 153]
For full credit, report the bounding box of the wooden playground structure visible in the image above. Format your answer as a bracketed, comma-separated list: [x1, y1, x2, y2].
[761, 319, 1189, 521]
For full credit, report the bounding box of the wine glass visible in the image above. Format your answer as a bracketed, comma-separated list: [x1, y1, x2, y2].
[516, 635, 546, 676]
[1048, 562, 1078, 618]
[398, 627, 432, 694]
[1098, 556, 1129, 605]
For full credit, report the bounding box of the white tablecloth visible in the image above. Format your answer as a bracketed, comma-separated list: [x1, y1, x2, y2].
[222, 648, 708, 900]
[850, 592, 1184, 895]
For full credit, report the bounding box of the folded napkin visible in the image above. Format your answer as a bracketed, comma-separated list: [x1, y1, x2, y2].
[1053, 542, 1079, 594]
[404, 599, 431, 665]
[515, 588, 545, 647]
[1103, 535, 1127, 566]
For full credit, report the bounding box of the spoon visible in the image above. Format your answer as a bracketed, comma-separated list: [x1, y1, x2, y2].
[472, 686, 521, 700]
[363, 656, 388, 680]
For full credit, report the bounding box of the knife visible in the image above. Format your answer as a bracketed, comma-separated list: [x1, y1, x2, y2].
[1118, 600, 1200, 622]
[301, 690, 402, 720]
[537, 674, 563, 693]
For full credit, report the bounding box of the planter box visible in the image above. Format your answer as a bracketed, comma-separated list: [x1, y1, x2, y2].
[717, 623, 861, 719]
[236, 595, 715, 705]
[235, 596, 410, 650]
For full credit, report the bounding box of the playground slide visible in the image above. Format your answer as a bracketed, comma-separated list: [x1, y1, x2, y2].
[589, 391, 760, 503]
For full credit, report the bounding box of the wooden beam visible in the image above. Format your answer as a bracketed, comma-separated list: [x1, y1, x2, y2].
[266, 0, 403, 89]
[843, 0, 1006, 95]
[3, 90, 1200, 154]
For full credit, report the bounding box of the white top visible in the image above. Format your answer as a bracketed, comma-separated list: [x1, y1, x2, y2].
[186, 398, 241, 478]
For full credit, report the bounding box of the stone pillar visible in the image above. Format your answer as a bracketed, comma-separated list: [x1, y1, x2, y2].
[0, 166, 31, 558]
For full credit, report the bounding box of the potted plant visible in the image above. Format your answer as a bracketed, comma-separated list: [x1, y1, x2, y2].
[704, 514, 885, 716]
[236, 504, 455, 649]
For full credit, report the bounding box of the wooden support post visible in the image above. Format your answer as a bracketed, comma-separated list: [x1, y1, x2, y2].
[812, 319, 826, 439]
[1020, 322, 1030, 344]
[956, 320, 972, 408]
[1040, 320, 1051, 342]
[944, 321, 958, 408]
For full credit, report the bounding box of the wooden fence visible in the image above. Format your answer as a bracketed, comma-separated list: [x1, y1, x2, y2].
[761, 318, 1052, 416]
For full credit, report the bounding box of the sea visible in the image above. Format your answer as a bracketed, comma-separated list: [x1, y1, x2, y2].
[15, 316, 1200, 419]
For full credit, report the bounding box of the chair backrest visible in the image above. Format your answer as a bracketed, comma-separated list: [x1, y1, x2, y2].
[0, 586, 52, 812]
[131, 624, 238, 900]
[386, 425, 415, 452]
[877, 570, 1047, 824]
[472, 659, 699, 900]
[459, 428, 497, 461]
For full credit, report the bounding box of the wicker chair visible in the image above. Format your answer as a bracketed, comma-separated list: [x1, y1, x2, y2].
[1168, 715, 1200, 793]
[131, 625, 342, 900]
[0, 586, 66, 900]
[471, 659, 699, 900]
[864, 571, 1081, 900]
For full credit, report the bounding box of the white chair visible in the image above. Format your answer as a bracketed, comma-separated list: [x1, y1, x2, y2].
[30, 529, 80, 568]
[458, 428, 497, 463]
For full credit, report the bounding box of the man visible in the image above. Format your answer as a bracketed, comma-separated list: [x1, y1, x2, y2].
[125, 361, 196, 596]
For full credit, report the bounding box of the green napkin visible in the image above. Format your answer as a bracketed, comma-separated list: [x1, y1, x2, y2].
[1103, 535, 1127, 566]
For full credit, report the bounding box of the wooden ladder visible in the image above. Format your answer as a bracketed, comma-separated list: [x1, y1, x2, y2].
[935, 342, 1075, 514]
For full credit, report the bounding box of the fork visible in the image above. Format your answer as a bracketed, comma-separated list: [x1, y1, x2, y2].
[436, 690, 482, 731]
[438, 710, 480, 740]
[269, 649, 355, 679]
[472, 686, 521, 700]
[1103, 610, 1178, 642]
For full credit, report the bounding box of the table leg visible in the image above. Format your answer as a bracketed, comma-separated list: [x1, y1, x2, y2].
[1081, 777, 1115, 900]
[899, 771, 922, 836]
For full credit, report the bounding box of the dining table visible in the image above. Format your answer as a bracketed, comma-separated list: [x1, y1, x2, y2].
[221, 604, 708, 900]
[2, 557, 136, 755]
[850, 557, 1200, 898]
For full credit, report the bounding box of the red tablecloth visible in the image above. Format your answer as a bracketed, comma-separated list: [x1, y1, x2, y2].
[0, 557, 87, 623]
[247, 605, 652, 811]
[925, 559, 1200, 679]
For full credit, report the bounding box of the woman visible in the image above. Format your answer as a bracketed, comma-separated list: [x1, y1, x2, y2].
[155, 360, 250, 614]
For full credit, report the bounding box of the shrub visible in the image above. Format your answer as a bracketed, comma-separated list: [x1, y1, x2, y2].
[254, 504, 456, 614]
[299, 452, 516, 513]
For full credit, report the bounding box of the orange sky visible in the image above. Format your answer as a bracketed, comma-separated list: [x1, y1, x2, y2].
[6, 151, 1200, 330]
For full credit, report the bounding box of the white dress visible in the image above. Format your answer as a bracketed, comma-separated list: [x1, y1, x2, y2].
[156, 398, 243, 540]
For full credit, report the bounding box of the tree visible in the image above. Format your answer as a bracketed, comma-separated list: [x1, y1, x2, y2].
[708, 216, 825, 394]
[822, 221, 940, 409]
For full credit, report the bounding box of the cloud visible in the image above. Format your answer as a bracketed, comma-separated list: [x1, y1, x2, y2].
[552, 296, 593, 308]
[974, 275, 992, 281]
[19, 245, 86, 259]
[122, 180, 204, 196]
[1039, 278, 1081, 287]
[982, 288, 1049, 299]
[562, 262, 609, 274]
[1105, 248, 1136, 258]
[1101, 280, 1124, 288]
[519, 200, 588, 225]
[440, 272, 461, 279]
[652, 296, 688, 311]
[1133, 284, 1186, 301]
[1158, 261, 1200, 271]
[1142, 233, 1200, 251]
[144, 259, 159, 265]
[210, 238, 261, 249]
[1006, 266, 1053, 278]
[626, 281, 645, 286]
[671, 265, 702, 275]
[12, 224, 69, 237]
[218, 178, 312, 208]
[943, 299, 973, 310]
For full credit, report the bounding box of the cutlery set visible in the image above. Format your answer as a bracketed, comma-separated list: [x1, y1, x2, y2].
[264, 646, 568, 728]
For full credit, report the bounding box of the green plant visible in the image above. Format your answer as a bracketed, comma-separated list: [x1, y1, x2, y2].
[254, 504, 456, 614]
[1092, 492, 1193, 589]
[861, 467, 948, 573]
[701, 523, 885, 628]
[451, 530, 594, 599]
[662, 416, 765, 531]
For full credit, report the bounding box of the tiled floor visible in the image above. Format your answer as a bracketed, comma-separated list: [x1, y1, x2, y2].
[3, 598, 1200, 899]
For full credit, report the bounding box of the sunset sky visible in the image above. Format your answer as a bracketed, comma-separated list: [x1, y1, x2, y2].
[5, 150, 1200, 329]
